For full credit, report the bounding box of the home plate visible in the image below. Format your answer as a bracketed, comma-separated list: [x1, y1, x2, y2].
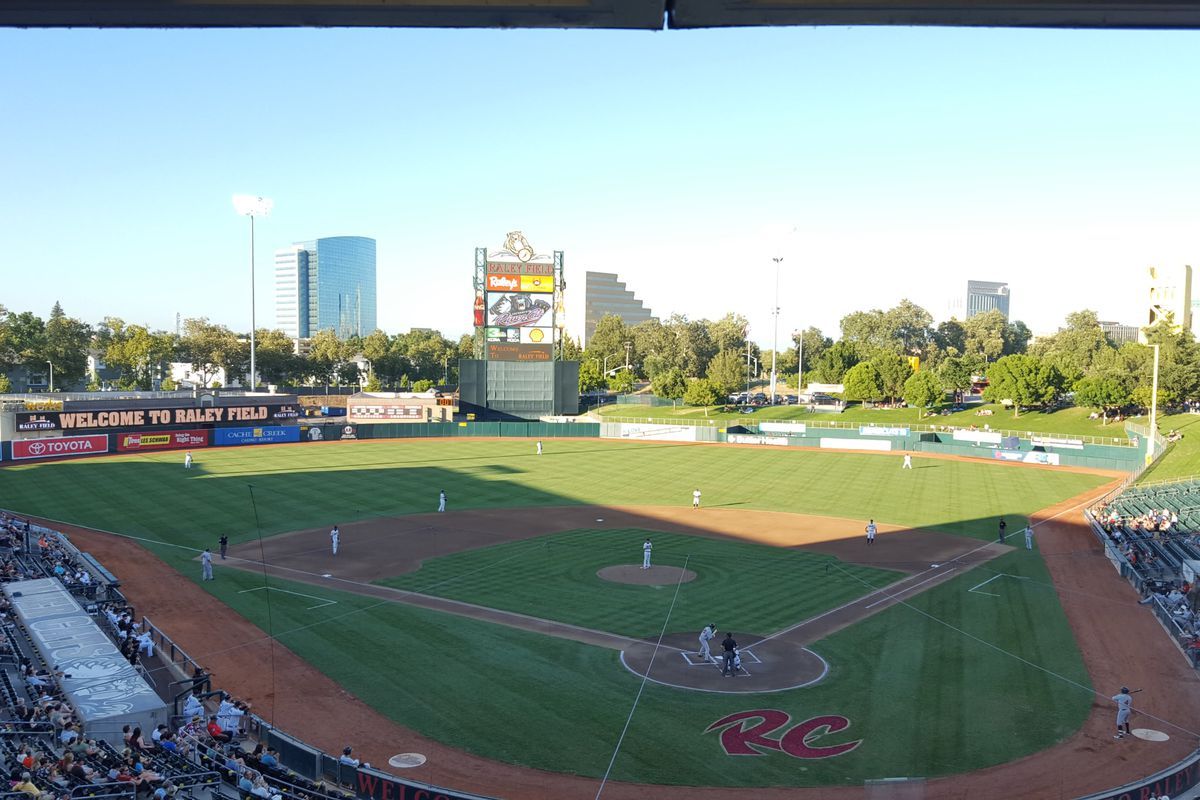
[1131, 729, 1170, 742]
[388, 753, 427, 768]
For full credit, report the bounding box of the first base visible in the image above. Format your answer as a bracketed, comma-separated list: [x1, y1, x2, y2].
[1131, 728, 1170, 742]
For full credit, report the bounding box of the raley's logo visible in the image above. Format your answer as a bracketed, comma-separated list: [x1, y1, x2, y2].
[705, 710, 862, 759]
[486, 274, 520, 291]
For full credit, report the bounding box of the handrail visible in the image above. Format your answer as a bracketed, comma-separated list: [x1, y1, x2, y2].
[597, 414, 1136, 446]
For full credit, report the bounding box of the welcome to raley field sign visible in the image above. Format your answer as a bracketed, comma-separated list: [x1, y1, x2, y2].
[16, 404, 299, 432]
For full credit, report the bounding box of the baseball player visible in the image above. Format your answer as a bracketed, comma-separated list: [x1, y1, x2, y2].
[642, 538, 652, 570]
[697, 623, 717, 664]
[184, 451, 193, 469]
[998, 517, 1007, 544]
[866, 519, 877, 545]
[902, 454, 912, 469]
[692, 488, 701, 510]
[218, 535, 228, 560]
[1113, 686, 1133, 738]
[1024, 525, 1034, 550]
[330, 526, 340, 556]
[200, 549, 213, 581]
[438, 490, 447, 513]
[536, 440, 543, 456]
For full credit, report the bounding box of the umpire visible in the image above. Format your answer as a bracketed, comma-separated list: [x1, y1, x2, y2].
[721, 632, 738, 677]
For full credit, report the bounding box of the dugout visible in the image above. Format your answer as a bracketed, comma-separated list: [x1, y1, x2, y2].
[3, 578, 169, 743]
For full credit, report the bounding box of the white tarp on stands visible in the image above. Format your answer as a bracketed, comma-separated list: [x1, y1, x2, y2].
[601, 423, 698, 442]
[4, 579, 168, 741]
[952, 429, 1003, 445]
[820, 438, 892, 451]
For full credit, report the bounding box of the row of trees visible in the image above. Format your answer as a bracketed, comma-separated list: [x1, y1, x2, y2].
[0, 304, 471, 392]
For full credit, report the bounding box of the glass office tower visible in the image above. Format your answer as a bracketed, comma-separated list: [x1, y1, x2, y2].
[275, 236, 377, 340]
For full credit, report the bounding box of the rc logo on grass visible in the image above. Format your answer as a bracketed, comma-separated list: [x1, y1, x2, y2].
[706, 710, 862, 759]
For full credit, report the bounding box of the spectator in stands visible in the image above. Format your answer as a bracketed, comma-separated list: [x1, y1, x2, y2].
[182, 694, 203, 721]
[237, 769, 255, 794]
[338, 747, 368, 769]
[57, 723, 78, 747]
[206, 716, 232, 744]
[250, 773, 272, 799]
[130, 726, 152, 752]
[217, 693, 247, 735]
[13, 771, 39, 796]
[260, 749, 280, 769]
[158, 733, 179, 756]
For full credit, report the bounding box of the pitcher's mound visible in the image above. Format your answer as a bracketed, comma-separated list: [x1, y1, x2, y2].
[598, 564, 697, 585]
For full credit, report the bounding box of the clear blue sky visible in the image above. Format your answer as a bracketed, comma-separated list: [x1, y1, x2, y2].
[2, 26, 1198, 346]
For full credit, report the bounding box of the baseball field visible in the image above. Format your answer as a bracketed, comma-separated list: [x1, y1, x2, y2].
[0, 437, 1178, 797]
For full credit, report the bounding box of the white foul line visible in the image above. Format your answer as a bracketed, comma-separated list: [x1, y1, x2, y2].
[863, 567, 957, 610]
[967, 573, 1008, 597]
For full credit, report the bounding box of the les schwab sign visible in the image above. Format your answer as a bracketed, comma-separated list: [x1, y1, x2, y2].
[117, 430, 209, 452]
[12, 435, 109, 461]
[16, 404, 299, 432]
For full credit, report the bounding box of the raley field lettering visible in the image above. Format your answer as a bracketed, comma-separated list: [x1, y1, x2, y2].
[19, 404, 299, 431]
[356, 771, 477, 800]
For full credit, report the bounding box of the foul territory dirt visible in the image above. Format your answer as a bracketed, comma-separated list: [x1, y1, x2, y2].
[34, 465, 1200, 800]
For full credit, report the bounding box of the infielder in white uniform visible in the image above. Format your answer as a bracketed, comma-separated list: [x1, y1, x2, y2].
[1113, 687, 1133, 738]
[692, 489, 701, 510]
[866, 520, 877, 545]
[642, 538, 652, 569]
[330, 526, 340, 556]
[201, 550, 213, 581]
[184, 452, 193, 469]
[697, 623, 717, 664]
[902, 454, 912, 469]
[1024, 525, 1034, 550]
[438, 490, 447, 513]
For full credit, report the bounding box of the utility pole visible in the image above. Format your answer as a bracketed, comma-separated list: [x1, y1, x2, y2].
[770, 256, 782, 404]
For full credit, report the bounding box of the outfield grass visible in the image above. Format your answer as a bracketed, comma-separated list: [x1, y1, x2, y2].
[1136, 412, 1200, 483]
[188, 545, 1092, 786]
[598, 400, 1142, 440]
[0, 440, 1105, 786]
[379, 526, 901, 638]
[0, 440, 1108, 553]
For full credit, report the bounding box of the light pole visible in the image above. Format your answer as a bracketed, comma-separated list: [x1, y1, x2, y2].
[232, 194, 274, 391]
[623, 341, 632, 372]
[46, 361, 54, 393]
[770, 256, 783, 405]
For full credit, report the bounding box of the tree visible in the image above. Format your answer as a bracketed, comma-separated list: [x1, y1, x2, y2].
[807, 340, 859, 385]
[43, 303, 93, 387]
[0, 374, 11, 393]
[962, 310, 1008, 362]
[903, 370, 944, 417]
[587, 315, 634, 373]
[1073, 376, 1131, 422]
[254, 329, 302, 386]
[869, 352, 913, 402]
[1131, 384, 1177, 410]
[1004, 320, 1032, 355]
[364, 371, 382, 392]
[983, 354, 1064, 416]
[706, 348, 745, 398]
[104, 324, 176, 389]
[609, 369, 636, 394]
[306, 329, 353, 388]
[578, 360, 606, 394]
[792, 326, 831, 381]
[937, 356, 973, 394]
[412, 379, 435, 392]
[841, 362, 884, 402]
[932, 320, 966, 357]
[180, 318, 243, 388]
[650, 367, 687, 402]
[883, 299, 934, 355]
[683, 377, 719, 408]
[160, 375, 176, 391]
[706, 313, 749, 355]
[839, 309, 893, 357]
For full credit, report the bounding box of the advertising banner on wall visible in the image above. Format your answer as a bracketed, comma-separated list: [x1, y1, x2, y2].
[820, 438, 892, 451]
[16, 413, 61, 432]
[213, 426, 301, 447]
[116, 430, 209, 452]
[759, 422, 807, 434]
[484, 326, 553, 345]
[486, 293, 552, 327]
[859, 425, 910, 437]
[992, 450, 1060, 465]
[613, 424, 698, 442]
[952, 429, 1003, 445]
[728, 434, 788, 446]
[1030, 436, 1085, 450]
[15, 404, 301, 432]
[12, 435, 109, 460]
[486, 342, 553, 362]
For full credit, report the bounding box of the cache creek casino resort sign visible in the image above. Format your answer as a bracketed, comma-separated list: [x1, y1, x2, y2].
[474, 231, 564, 362]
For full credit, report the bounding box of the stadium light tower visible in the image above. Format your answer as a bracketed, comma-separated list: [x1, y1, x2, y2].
[232, 194, 274, 391]
[770, 256, 783, 405]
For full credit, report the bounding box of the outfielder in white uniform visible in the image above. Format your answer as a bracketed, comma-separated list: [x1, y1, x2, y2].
[692, 489, 701, 510]
[184, 452, 193, 469]
[902, 454, 912, 469]
[866, 520, 877, 545]
[438, 490, 447, 513]
[330, 526, 340, 556]
[1113, 687, 1133, 738]
[536, 441, 543, 456]
[697, 623, 717, 664]
[642, 538, 652, 569]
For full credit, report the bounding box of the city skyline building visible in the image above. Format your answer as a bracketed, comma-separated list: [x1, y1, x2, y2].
[275, 236, 377, 340]
[1098, 320, 1139, 345]
[966, 280, 1011, 319]
[583, 271, 655, 346]
[1144, 264, 1192, 343]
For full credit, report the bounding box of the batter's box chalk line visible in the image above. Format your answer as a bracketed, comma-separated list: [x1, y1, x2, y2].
[238, 585, 338, 610]
[681, 650, 762, 667]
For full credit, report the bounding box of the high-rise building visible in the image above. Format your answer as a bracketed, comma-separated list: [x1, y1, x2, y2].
[275, 236, 377, 340]
[966, 280, 1010, 319]
[1098, 321, 1139, 345]
[583, 271, 655, 345]
[1144, 265, 1192, 343]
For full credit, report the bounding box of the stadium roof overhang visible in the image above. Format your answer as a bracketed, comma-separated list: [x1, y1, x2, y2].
[5, 0, 1200, 30]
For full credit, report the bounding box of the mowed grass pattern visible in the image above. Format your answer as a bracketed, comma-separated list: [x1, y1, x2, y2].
[0, 439, 1107, 553]
[381, 527, 901, 638]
